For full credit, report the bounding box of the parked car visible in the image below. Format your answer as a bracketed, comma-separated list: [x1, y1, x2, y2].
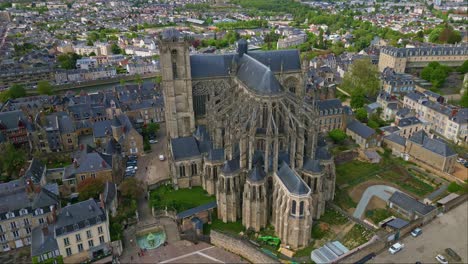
[159, 154, 165, 161]
[411, 228, 422, 237]
[388, 243, 404, 254]
[126, 166, 138, 171]
[464, 161, 468, 168]
[435, 254, 448, 264]
[149, 139, 158, 144]
[456, 157, 465, 163]
[445, 248, 461, 262]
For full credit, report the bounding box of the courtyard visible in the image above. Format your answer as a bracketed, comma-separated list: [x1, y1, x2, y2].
[371, 201, 468, 264]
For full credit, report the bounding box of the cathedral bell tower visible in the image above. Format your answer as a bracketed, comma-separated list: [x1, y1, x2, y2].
[159, 29, 195, 139]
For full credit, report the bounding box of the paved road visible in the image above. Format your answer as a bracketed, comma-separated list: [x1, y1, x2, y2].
[371, 201, 468, 264]
[353, 185, 398, 219]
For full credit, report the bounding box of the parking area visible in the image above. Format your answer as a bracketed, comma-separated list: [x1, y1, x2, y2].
[132, 122, 170, 186]
[371, 201, 468, 264]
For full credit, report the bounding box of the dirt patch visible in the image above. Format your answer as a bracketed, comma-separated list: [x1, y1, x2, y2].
[348, 180, 403, 203]
[366, 196, 387, 211]
[452, 163, 468, 181]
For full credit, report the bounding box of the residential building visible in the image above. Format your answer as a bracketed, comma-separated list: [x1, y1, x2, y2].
[31, 199, 111, 263]
[277, 34, 307, 49]
[378, 45, 468, 73]
[346, 120, 381, 149]
[406, 130, 457, 173]
[0, 179, 59, 253]
[388, 191, 436, 223]
[76, 58, 98, 70]
[0, 110, 35, 148]
[316, 99, 347, 133]
[34, 112, 78, 153]
[403, 91, 467, 144]
[381, 67, 415, 95]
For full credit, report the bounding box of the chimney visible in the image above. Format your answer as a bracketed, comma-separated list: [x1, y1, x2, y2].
[51, 205, 57, 224]
[80, 144, 84, 151]
[34, 185, 41, 194]
[101, 160, 107, 168]
[26, 179, 33, 193]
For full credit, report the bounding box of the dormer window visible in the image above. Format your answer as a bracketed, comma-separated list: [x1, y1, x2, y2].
[19, 209, 28, 216]
[6, 212, 15, 219]
[35, 208, 44, 215]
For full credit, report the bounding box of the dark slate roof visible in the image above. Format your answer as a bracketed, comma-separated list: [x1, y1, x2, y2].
[31, 187, 59, 211]
[408, 130, 455, 157]
[276, 162, 310, 195]
[236, 54, 283, 95]
[303, 157, 322, 173]
[389, 191, 435, 216]
[25, 158, 46, 185]
[55, 199, 107, 237]
[396, 107, 411, 118]
[93, 120, 112, 138]
[176, 201, 217, 219]
[221, 157, 240, 174]
[171, 136, 201, 161]
[207, 148, 224, 162]
[248, 165, 266, 182]
[315, 146, 332, 160]
[249, 49, 301, 72]
[347, 120, 375, 139]
[384, 133, 406, 146]
[385, 218, 409, 229]
[111, 115, 121, 127]
[57, 113, 75, 133]
[64, 149, 112, 179]
[317, 99, 343, 112]
[103, 181, 116, 209]
[0, 110, 34, 131]
[190, 54, 235, 78]
[398, 116, 421, 127]
[31, 224, 58, 257]
[451, 108, 468, 125]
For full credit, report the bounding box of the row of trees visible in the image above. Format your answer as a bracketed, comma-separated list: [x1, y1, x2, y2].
[420, 61, 451, 89]
[0, 81, 54, 103]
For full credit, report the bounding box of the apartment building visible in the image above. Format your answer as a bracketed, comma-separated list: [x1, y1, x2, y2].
[31, 199, 111, 263]
[403, 91, 467, 144]
[381, 67, 415, 95]
[316, 99, 348, 133]
[277, 34, 307, 49]
[0, 110, 35, 148]
[378, 44, 468, 73]
[76, 58, 98, 70]
[0, 179, 59, 253]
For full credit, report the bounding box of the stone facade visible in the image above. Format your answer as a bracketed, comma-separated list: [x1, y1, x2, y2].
[378, 45, 468, 73]
[161, 30, 336, 249]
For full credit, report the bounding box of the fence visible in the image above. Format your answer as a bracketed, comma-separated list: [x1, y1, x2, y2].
[147, 178, 172, 191]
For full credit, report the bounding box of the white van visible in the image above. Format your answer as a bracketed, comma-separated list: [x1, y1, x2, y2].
[389, 242, 404, 254]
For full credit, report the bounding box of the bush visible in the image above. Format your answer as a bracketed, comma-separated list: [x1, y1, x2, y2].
[328, 129, 347, 144]
[447, 182, 462, 193]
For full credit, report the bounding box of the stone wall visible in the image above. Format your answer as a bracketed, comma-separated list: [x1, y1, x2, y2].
[210, 230, 280, 264]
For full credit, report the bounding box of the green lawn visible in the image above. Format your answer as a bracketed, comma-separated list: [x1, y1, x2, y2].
[335, 160, 382, 186]
[334, 187, 357, 210]
[203, 209, 244, 235]
[294, 243, 316, 257]
[365, 208, 392, 224]
[380, 169, 435, 197]
[319, 208, 348, 226]
[150, 185, 216, 212]
[340, 224, 373, 250]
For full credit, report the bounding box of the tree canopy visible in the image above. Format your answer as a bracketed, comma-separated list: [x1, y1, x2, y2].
[420, 62, 451, 89]
[328, 129, 347, 144]
[77, 178, 105, 201]
[355, 108, 368, 122]
[340, 59, 380, 98]
[57, 53, 81, 69]
[111, 43, 122, 54]
[37, 80, 54, 95]
[428, 24, 462, 44]
[119, 178, 142, 200]
[0, 143, 27, 181]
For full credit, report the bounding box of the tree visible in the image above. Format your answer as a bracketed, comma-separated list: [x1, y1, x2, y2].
[119, 178, 142, 200]
[37, 80, 53, 95]
[86, 39, 94, 46]
[0, 143, 27, 180]
[135, 74, 142, 88]
[77, 178, 105, 201]
[9, 84, 26, 99]
[89, 51, 97, 56]
[350, 94, 366, 109]
[355, 107, 368, 122]
[57, 53, 81, 69]
[340, 58, 380, 97]
[328, 129, 347, 144]
[147, 122, 160, 136]
[460, 89, 468, 108]
[111, 43, 122, 54]
[458, 60, 468, 74]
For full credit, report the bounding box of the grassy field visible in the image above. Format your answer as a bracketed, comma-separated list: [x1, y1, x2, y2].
[150, 185, 215, 212]
[365, 208, 392, 224]
[334, 187, 358, 210]
[335, 160, 382, 186]
[340, 224, 373, 250]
